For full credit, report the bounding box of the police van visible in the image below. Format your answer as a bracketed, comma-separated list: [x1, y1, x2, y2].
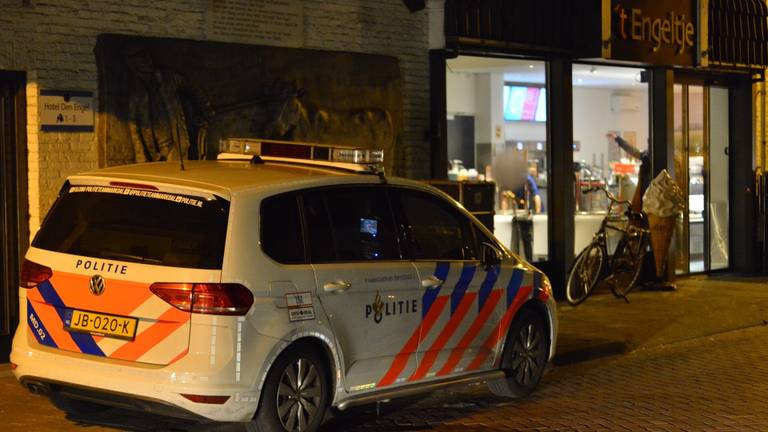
[11, 139, 558, 431]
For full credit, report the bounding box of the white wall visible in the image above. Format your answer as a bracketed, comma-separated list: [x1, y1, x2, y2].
[573, 87, 650, 168]
[446, 70, 476, 115]
[504, 122, 547, 142]
[472, 73, 504, 145]
[0, 0, 430, 235]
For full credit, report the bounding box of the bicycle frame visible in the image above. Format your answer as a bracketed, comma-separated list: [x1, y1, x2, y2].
[590, 188, 637, 255]
[567, 186, 649, 304]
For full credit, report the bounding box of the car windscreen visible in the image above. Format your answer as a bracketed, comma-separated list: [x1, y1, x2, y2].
[32, 185, 229, 269]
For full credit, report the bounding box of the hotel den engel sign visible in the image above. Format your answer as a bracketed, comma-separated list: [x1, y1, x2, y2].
[205, 0, 304, 48]
[40, 90, 94, 132]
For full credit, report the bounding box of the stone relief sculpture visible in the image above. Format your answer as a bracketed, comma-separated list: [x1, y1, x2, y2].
[97, 35, 403, 174]
[261, 81, 394, 166]
[124, 46, 212, 162]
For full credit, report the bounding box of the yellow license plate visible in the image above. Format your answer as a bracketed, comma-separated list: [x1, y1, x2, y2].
[67, 310, 138, 341]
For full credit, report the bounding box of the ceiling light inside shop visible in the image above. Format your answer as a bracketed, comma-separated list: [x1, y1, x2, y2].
[577, 78, 583, 83]
[517, 142, 524, 150]
[528, 64, 534, 69]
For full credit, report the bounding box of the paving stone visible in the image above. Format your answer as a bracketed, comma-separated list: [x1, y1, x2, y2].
[4, 276, 768, 431]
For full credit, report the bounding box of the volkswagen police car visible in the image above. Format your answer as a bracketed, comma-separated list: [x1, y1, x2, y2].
[11, 139, 558, 431]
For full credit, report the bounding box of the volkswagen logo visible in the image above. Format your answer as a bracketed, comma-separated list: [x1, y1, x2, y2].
[89, 275, 105, 296]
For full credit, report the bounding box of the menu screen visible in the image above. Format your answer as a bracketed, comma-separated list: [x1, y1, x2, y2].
[503, 85, 546, 122]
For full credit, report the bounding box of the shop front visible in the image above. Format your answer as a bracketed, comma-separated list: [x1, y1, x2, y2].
[433, 0, 768, 297]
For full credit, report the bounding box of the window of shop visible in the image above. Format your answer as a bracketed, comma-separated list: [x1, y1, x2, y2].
[445, 56, 549, 262]
[571, 64, 649, 256]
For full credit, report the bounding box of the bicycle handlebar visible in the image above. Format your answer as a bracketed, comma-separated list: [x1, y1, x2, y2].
[582, 186, 646, 223]
[581, 185, 632, 208]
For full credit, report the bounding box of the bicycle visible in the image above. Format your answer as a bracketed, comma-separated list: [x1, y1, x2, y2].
[566, 186, 650, 305]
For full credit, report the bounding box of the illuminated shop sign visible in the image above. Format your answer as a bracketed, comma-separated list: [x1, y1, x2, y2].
[614, 6, 695, 54]
[602, 0, 703, 67]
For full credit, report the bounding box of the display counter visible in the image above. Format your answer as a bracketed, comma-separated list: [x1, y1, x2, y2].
[494, 212, 621, 261]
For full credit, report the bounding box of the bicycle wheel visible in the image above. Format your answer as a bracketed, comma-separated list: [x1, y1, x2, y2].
[610, 230, 646, 298]
[566, 243, 604, 305]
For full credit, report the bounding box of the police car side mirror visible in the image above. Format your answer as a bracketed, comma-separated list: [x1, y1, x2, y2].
[481, 242, 502, 269]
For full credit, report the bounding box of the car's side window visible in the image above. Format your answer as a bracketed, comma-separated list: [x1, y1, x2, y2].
[303, 186, 400, 262]
[396, 188, 477, 261]
[260, 192, 306, 264]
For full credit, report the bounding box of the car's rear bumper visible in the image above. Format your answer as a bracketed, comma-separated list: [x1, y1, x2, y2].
[11, 302, 279, 423]
[11, 341, 260, 422]
[19, 376, 208, 421]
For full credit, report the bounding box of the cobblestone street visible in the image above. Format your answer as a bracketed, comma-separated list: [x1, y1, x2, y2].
[325, 324, 768, 431]
[3, 276, 768, 431]
[3, 322, 768, 431]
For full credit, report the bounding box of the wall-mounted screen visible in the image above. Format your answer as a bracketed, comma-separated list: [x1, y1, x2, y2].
[503, 85, 546, 122]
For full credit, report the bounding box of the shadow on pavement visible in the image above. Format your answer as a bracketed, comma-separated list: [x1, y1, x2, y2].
[554, 275, 768, 365]
[65, 408, 247, 432]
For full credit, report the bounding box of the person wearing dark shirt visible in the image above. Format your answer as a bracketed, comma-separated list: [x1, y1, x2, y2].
[512, 174, 542, 213]
[607, 132, 667, 285]
[606, 132, 650, 214]
[509, 171, 542, 261]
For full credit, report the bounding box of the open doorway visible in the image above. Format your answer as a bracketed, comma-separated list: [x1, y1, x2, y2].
[0, 71, 28, 361]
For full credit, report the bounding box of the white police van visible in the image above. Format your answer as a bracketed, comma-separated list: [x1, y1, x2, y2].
[11, 139, 557, 431]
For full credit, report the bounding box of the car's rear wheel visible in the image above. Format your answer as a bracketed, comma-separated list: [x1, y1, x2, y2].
[488, 308, 549, 398]
[251, 342, 330, 432]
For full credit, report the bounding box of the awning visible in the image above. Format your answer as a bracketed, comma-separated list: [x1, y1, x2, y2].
[709, 0, 768, 68]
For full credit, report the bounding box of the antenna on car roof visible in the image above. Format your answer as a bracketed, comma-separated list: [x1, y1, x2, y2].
[176, 139, 185, 171]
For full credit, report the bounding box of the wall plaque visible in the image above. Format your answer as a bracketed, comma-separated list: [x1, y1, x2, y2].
[40, 90, 94, 132]
[205, 0, 303, 48]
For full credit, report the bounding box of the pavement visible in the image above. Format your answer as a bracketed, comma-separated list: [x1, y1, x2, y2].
[553, 273, 768, 365]
[2, 274, 768, 431]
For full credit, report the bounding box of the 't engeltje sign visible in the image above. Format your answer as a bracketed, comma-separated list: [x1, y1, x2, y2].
[601, 0, 705, 66]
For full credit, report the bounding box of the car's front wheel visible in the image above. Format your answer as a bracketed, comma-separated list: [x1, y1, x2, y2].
[251, 342, 330, 432]
[488, 307, 549, 398]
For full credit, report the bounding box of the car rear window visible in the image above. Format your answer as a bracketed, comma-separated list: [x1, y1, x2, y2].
[32, 185, 229, 269]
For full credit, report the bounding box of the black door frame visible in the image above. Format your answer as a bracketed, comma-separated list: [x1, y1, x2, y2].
[0, 71, 28, 361]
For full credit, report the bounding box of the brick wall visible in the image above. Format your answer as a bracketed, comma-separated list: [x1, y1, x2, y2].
[0, 0, 430, 236]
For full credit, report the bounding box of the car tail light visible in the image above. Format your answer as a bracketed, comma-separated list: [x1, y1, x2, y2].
[180, 394, 230, 404]
[149, 283, 253, 316]
[20, 259, 53, 288]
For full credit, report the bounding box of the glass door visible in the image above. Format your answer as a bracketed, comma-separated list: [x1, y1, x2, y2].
[708, 87, 729, 270]
[673, 84, 730, 274]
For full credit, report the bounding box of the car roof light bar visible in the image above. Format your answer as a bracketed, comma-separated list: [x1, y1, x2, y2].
[218, 138, 384, 173]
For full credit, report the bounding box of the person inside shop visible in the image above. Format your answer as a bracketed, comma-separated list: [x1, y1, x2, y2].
[509, 166, 542, 261]
[606, 132, 650, 213]
[606, 131, 672, 287]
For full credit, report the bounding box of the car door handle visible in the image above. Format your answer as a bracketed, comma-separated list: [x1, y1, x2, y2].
[323, 280, 352, 293]
[421, 275, 444, 288]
